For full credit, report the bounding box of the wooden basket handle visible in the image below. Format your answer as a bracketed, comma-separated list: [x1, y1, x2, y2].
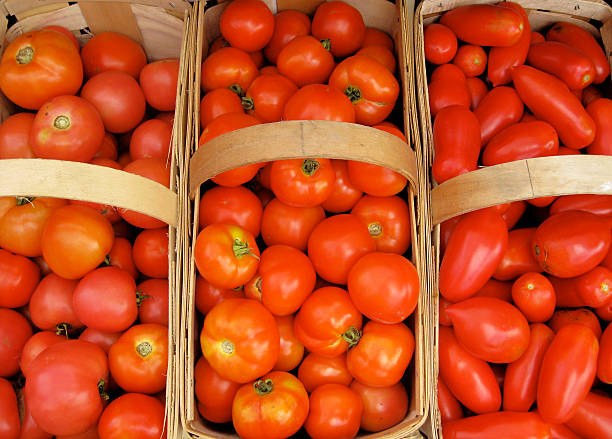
[431, 155, 612, 225]
[188, 120, 419, 199]
[0, 159, 178, 226]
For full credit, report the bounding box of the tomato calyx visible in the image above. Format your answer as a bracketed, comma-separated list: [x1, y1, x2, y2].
[16, 196, 34, 206]
[342, 326, 362, 348]
[241, 97, 255, 111]
[301, 159, 321, 176]
[229, 84, 245, 97]
[16, 46, 34, 65]
[368, 222, 383, 237]
[345, 86, 362, 104]
[136, 290, 152, 307]
[253, 378, 274, 396]
[55, 323, 72, 338]
[221, 339, 235, 355]
[320, 39, 331, 51]
[53, 115, 71, 130]
[136, 341, 153, 358]
[232, 238, 260, 260]
[98, 379, 109, 401]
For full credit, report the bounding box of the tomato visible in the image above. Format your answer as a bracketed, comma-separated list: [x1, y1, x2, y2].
[109, 323, 168, 394]
[428, 64, 470, 117]
[120, 158, 171, 228]
[129, 119, 172, 161]
[512, 65, 595, 149]
[574, 266, 612, 308]
[242, 74, 296, 123]
[586, 98, 612, 155]
[298, 353, 352, 393]
[502, 200, 527, 228]
[199, 186, 262, 237]
[19, 391, 53, 439]
[98, 393, 166, 439]
[597, 323, 612, 383]
[137, 279, 168, 326]
[0, 308, 32, 377]
[0, 378, 20, 439]
[311, 1, 365, 58]
[29, 273, 82, 332]
[355, 45, 396, 73]
[533, 210, 611, 278]
[20, 331, 65, 377]
[195, 275, 244, 315]
[350, 381, 407, 432]
[93, 133, 118, 160]
[437, 377, 463, 423]
[0, 113, 35, 158]
[106, 237, 138, 279]
[527, 196, 557, 208]
[219, 0, 273, 53]
[549, 308, 602, 339]
[447, 297, 529, 363]
[549, 276, 586, 308]
[201, 47, 258, 95]
[78, 328, 122, 354]
[565, 392, 612, 439]
[346, 161, 407, 197]
[42, 25, 79, 50]
[439, 209, 508, 302]
[81, 32, 146, 78]
[473, 279, 513, 302]
[0, 30, 82, 110]
[362, 27, 393, 50]
[438, 326, 501, 414]
[138, 58, 179, 111]
[475, 86, 524, 146]
[264, 10, 310, 65]
[26, 340, 108, 436]
[132, 228, 168, 278]
[528, 42, 595, 90]
[511, 272, 556, 323]
[294, 286, 362, 357]
[347, 321, 414, 387]
[270, 158, 334, 208]
[452, 45, 486, 77]
[443, 412, 550, 439]
[550, 194, 612, 217]
[440, 4, 523, 46]
[493, 228, 541, 281]
[261, 198, 325, 251]
[596, 301, 612, 321]
[530, 31, 545, 44]
[270, 315, 303, 372]
[305, 384, 362, 439]
[200, 88, 243, 129]
[283, 83, 355, 122]
[0, 249, 39, 308]
[424, 23, 458, 65]
[538, 324, 599, 423]
[487, 2, 531, 86]
[308, 214, 375, 284]
[321, 160, 363, 213]
[465, 77, 488, 110]
[195, 355, 240, 423]
[276, 36, 334, 88]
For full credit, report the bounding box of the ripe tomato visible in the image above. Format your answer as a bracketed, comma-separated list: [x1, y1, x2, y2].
[483, 120, 559, 165]
[0, 308, 32, 377]
[362, 27, 393, 50]
[201, 47, 258, 95]
[347, 321, 414, 387]
[0, 198, 51, 257]
[447, 297, 530, 363]
[574, 266, 612, 308]
[511, 271, 556, 322]
[528, 41, 595, 90]
[565, 391, 612, 439]
[199, 186, 262, 237]
[243, 74, 297, 123]
[294, 286, 362, 357]
[586, 97, 612, 155]
[282, 84, 355, 122]
[452, 45, 486, 77]
[598, 323, 612, 383]
[194, 223, 259, 289]
[475, 86, 524, 146]
[137, 279, 169, 326]
[98, 393, 166, 439]
[0, 30, 83, 110]
[109, 323, 168, 394]
[200, 88, 243, 129]
[311, 1, 365, 57]
[195, 275, 244, 315]
[17, 390, 52, 439]
[347, 160, 407, 197]
[308, 214, 375, 284]
[132, 228, 168, 278]
[0, 112, 35, 158]
[273, 315, 304, 372]
[321, 160, 363, 213]
[195, 355, 240, 423]
[298, 352, 352, 393]
[466, 77, 488, 110]
[264, 10, 310, 64]
[25, 340, 108, 436]
[437, 377, 463, 423]
[219, 0, 273, 53]
[31, 95, 104, 162]
[20, 331, 65, 377]
[0, 248, 40, 308]
[550, 194, 612, 217]
[350, 381, 408, 432]
[533, 210, 611, 278]
[106, 237, 138, 278]
[428, 64, 470, 117]
[261, 198, 325, 251]
[139, 58, 179, 111]
[443, 411, 550, 439]
[494, 228, 541, 281]
[423, 23, 458, 65]
[276, 36, 334, 87]
[596, 301, 612, 321]
[0, 378, 20, 439]
[355, 45, 396, 73]
[270, 158, 335, 208]
[305, 384, 362, 439]
[549, 308, 602, 339]
[473, 279, 513, 302]
[43, 25, 79, 50]
[129, 119, 172, 161]
[81, 32, 146, 78]
[78, 328, 122, 354]
[93, 133, 119, 160]
[538, 324, 599, 423]
[29, 273, 82, 332]
[232, 371, 309, 439]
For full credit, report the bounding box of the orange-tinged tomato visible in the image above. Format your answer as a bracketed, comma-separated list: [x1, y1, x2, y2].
[139, 58, 180, 111]
[305, 384, 363, 439]
[494, 228, 542, 281]
[277, 36, 335, 87]
[273, 315, 304, 372]
[355, 45, 396, 73]
[0, 113, 35, 158]
[283, 84, 355, 122]
[195, 356, 240, 423]
[81, 32, 146, 78]
[199, 185, 262, 237]
[270, 158, 335, 208]
[219, 0, 274, 53]
[321, 160, 363, 213]
[261, 199, 325, 251]
[98, 393, 166, 439]
[201, 47, 258, 95]
[362, 27, 394, 51]
[0, 198, 54, 258]
[511, 272, 556, 323]
[264, 10, 311, 65]
[298, 352, 353, 393]
[200, 88, 243, 129]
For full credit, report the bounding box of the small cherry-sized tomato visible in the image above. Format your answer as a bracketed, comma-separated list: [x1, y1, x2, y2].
[282, 83, 355, 122]
[493, 228, 542, 281]
[129, 119, 172, 161]
[0, 248, 40, 308]
[549, 308, 602, 339]
[219, 0, 274, 53]
[121, 157, 171, 226]
[311, 1, 365, 58]
[0, 377, 20, 439]
[273, 315, 304, 372]
[443, 411, 551, 439]
[321, 160, 363, 213]
[261, 199, 325, 251]
[437, 377, 463, 423]
[264, 10, 311, 65]
[511, 272, 556, 323]
[80, 31, 146, 78]
[298, 352, 353, 393]
[29, 273, 82, 333]
[195, 275, 244, 315]
[199, 185, 262, 237]
[305, 384, 363, 439]
[132, 227, 168, 278]
[200, 88, 243, 129]
[195, 355, 240, 423]
[242, 74, 298, 123]
[277, 36, 335, 88]
[98, 393, 166, 439]
[350, 381, 408, 432]
[0, 308, 33, 377]
[137, 279, 169, 326]
[574, 265, 612, 308]
[452, 45, 486, 77]
[201, 47, 258, 95]
[194, 223, 259, 290]
[474, 86, 524, 146]
[270, 158, 335, 208]
[139, 58, 180, 111]
[424, 23, 457, 65]
[0, 112, 35, 158]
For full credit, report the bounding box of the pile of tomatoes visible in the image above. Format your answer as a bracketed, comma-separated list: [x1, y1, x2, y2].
[423, 2, 612, 438]
[192, 1, 420, 438]
[0, 23, 180, 439]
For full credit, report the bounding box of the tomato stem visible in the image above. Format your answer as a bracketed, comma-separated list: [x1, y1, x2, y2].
[136, 291, 152, 307]
[368, 222, 383, 237]
[233, 285, 244, 292]
[221, 339, 235, 355]
[16, 46, 34, 64]
[55, 323, 72, 338]
[136, 341, 153, 358]
[16, 196, 34, 206]
[254, 378, 274, 396]
[233, 238, 260, 260]
[241, 97, 255, 111]
[229, 84, 245, 97]
[98, 379, 109, 401]
[342, 326, 362, 348]
[301, 159, 320, 176]
[103, 255, 111, 265]
[320, 39, 331, 51]
[53, 115, 71, 130]
[344, 86, 362, 103]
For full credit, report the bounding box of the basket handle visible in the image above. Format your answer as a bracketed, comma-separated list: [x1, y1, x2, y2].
[0, 159, 178, 226]
[431, 155, 612, 225]
[188, 120, 419, 199]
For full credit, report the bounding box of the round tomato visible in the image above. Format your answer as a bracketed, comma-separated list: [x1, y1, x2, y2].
[81, 32, 146, 78]
[195, 355, 240, 423]
[350, 381, 408, 432]
[0, 248, 40, 308]
[261, 198, 325, 251]
[356, 45, 396, 73]
[305, 384, 362, 439]
[298, 352, 352, 393]
[282, 84, 355, 122]
[43, 25, 79, 50]
[243, 74, 298, 122]
[20, 330, 65, 377]
[78, 328, 122, 354]
[199, 185, 262, 237]
[273, 314, 304, 372]
[0, 378, 20, 439]
[494, 228, 541, 281]
[106, 237, 138, 278]
[219, 0, 274, 53]
[270, 158, 335, 208]
[139, 58, 179, 111]
[17, 390, 52, 439]
[437, 377, 463, 423]
[466, 77, 488, 110]
[549, 308, 602, 339]
[346, 160, 407, 197]
[93, 133, 118, 160]
[201, 47, 258, 95]
[0, 29, 83, 110]
[137, 279, 169, 326]
[129, 119, 172, 161]
[321, 160, 363, 213]
[574, 265, 612, 308]
[0, 112, 35, 158]
[277, 36, 335, 87]
[362, 27, 394, 50]
[232, 371, 309, 439]
[132, 228, 168, 278]
[109, 323, 168, 394]
[98, 393, 166, 439]
[0, 308, 32, 377]
[195, 274, 245, 315]
[452, 44, 486, 77]
[264, 10, 311, 64]
[424, 23, 458, 65]
[29, 273, 82, 332]
[511, 272, 556, 322]
[200, 88, 244, 129]
[0, 197, 56, 258]
[311, 1, 365, 57]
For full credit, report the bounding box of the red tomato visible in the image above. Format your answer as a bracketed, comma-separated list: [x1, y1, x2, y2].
[537, 324, 599, 423]
[466, 77, 488, 110]
[565, 392, 612, 439]
[132, 228, 168, 278]
[108, 323, 168, 394]
[93, 133, 118, 160]
[350, 381, 408, 432]
[307, 214, 375, 284]
[0, 199, 56, 257]
[270, 158, 335, 208]
[528, 42, 595, 90]
[428, 64, 470, 117]
[439, 209, 508, 302]
[98, 393, 166, 439]
[298, 353, 352, 393]
[437, 377, 463, 423]
[321, 160, 363, 213]
[20, 331, 65, 377]
[355, 45, 396, 73]
[106, 237, 138, 279]
[452, 45, 486, 77]
[195, 275, 244, 315]
[78, 328, 122, 354]
[81, 71, 146, 133]
[139, 58, 179, 111]
[18, 390, 53, 439]
[583, 85, 604, 107]
[273, 315, 304, 372]
[362, 27, 393, 51]
[294, 286, 363, 357]
[550, 194, 612, 217]
[0, 378, 21, 439]
[494, 228, 541, 281]
[439, 296, 453, 326]
[443, 411, 551, 439]
[305, 384, 362, 439]
[586, 97, 612, 155]
[220, 0, 274, 52]
[0, 113, 35, 158]
[596, 301, 612, 321]
[199, 186, 262, 237]
[549, 308, 602, 339]
[261, 198, 325, 251]
[29, 273, 82, 332]
[474, 86, 524, 146]
[503, 323, 554, 411]
[194, 356, 240, 423]
[137, 279, 168, 326]
[346, 161, 407, 197]
[264, 10, 311, 65]
[597, 323, 612, 383]
[277, 36, 335, 87]
[243, 74, 297, 123]
[81, 32, 146, 78]
[0, 30, 83, 110]
[532, 210, 611, 278]
[531, 32, 545, 44]
[511, 272, 556, 322]
[232, 371, 309, 439]
[311, 1, 365, 58]
[574, 266, 612, 308]
[0, 308, 32, 377]
[0, 249, 40, 308]
[502, 200, 527, 228]
[200, 88, 243, 129]
[549, 276, 586, 308]
[423, 23, 458, 65]
[129, 119, 172, 161]
[473, 279, 513, 302]
[201, 47, 258, 95]
[438, 326, 501, 414]
[43, 25, 79, 51]
[482, 121, 559, 165]
[283, 83, 355, 122]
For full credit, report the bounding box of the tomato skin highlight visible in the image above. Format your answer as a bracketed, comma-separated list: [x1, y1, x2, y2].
[305, 383, 363, 439]
[350, 381, 408, 432]
[311, 1, 365, 58]
[482, 121, 558, 166]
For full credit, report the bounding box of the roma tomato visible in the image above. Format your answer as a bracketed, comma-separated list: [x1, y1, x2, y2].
[132, 228, 168, 278]
[527, 41, 595, 90]
[195, 356, 240, 423]
[437, 377, 463, 423]
[264, 10, 311, 65]
[106, 237, 138, 279]
[0, 113, 35, 158]
[532, 210, 611, 278]
[232, 371, 309, 439]
[42, 25, 79, 50]
[564, 392, 612, 439]
[350, 381, 408, 432]
[549, 308, 602, 339]
[424, 23, 458, 65]
[502, 200, 527, 229]
[29, 273, 82, 332]
[277, 36, 335, 87]
[273, 315, 304, 372]
[137, 279, 169, 326]
[283, 84, 355, 122]
[201, 298, 279, 383]
[0, 378, 20, 439]
[243, 74, 298, 123]
[93, 133, 119, 160]
[494, 228, 541, 281]
[0, 308, 32, 377]
[0, 249, 40, 308]
[442, 412, 551, 439]
[597, 323, 612, 383]
[219, 0, 274, 53]
[466, 77, 488, 110]
[474, 86, 524, 146]
[298, 353, 353, 393]
[201, 47, 258, 95]
[78, 328, 122, 355]
[294, 287, 363, 358]
[586, 98, 612, 155]
[129, 119, 172, 161]
[550, 194, 612, 217]
[98, 393, 166, 439]
[439, 209, 508, 302]
[261, 199, 325, 251]
[108, 323, 168, 394]
[482, 121, 559, 165]
[81, 32, 146, 78]
[0, 30, 83, 110]
[270, 158, 335, 208]
[428, 64, 470, 117]
[452, 45, 486, 77]
[139, 58, 179, 111]
[511, 272, 556, 322]
[200, 88, 243, 129]
[195, 275, 244, 315]
[305, 384, 362, 439]
[307, 214, 375, 284]
[321, 160, 363, 213]
[199, 186, 262, 237]
[575, 266, 612, 308]
[311, 1, 365, 58]
[20, 331, 65, 377]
